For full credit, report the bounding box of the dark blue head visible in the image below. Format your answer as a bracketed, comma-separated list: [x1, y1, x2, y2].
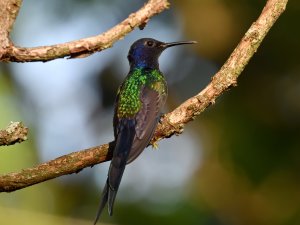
[128, 38, 196, 70]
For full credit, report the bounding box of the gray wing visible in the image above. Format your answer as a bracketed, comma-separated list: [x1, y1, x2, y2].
[126, 86, 166, 163]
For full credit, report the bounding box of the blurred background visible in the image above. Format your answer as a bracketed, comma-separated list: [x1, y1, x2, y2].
[0, 0, 299, 224]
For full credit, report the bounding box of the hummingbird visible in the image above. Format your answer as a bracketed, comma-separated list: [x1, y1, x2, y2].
[94, 38, 196, 224]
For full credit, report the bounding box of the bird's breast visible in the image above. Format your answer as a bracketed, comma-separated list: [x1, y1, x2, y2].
[116, 68, 167, 118]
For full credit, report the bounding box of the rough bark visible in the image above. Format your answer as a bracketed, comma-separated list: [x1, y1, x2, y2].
[0, 0, 22, 59]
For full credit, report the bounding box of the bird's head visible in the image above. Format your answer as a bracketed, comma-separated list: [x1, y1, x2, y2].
[127, 38, 196, 70]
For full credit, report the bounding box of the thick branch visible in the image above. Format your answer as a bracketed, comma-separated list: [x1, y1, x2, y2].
[0, 0, 288, 192]
[0, 122, 28, 146]
[0, 0, 170, 62]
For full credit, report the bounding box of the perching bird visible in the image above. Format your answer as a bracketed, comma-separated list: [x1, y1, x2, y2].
[94, 38, 196, 224]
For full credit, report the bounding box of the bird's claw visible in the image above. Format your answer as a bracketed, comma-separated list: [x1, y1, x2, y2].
[151, 141, 159, 150]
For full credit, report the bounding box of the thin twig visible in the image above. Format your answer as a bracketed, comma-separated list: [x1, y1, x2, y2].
[0, 0, 288, 192]
[0, 122, 28, 146]
[0, 0, 170, 62]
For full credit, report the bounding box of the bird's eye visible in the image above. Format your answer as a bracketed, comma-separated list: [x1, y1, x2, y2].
[146, 40, 154, 47]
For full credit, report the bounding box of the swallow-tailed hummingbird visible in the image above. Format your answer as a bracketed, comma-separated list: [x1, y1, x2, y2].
[94, 38, 196, 224]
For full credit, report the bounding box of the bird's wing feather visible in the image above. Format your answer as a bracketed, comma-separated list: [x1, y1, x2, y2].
[127, 86, 165, 163]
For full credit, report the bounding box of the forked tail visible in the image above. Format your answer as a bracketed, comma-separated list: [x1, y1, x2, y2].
[94, 119, 136, 224]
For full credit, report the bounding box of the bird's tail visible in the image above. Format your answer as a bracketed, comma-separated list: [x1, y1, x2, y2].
[93, 182, 109, 225]
[94, 119, 136, 224]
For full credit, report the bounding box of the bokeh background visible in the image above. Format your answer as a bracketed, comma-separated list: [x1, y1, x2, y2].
[0, 0, 299, 225]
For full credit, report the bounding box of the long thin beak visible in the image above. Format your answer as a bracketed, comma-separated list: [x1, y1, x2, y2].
[162, 40, 197, 48]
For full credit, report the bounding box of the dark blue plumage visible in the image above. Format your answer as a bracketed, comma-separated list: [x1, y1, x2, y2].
[94, 38, 196, 224]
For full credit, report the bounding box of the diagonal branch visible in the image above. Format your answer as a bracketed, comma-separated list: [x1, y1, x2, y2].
[0, 0, 288, 192]
[151, 0, 288, 143]
[0, 0, 170, 62]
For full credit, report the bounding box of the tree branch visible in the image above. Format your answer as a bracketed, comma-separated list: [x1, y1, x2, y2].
[151, 0, 288, 143]
[0, 0, 170, 62]
[0, 122, 28, 146]
[0, 0, 22, 58]
[0, 0, 288, 192]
